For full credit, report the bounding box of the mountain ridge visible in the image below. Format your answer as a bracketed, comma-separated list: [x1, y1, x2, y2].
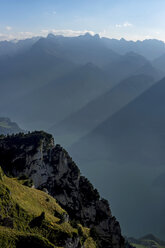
[1, 33, 165, 61]
[0, 131, 125, 248]
[50, 74, 156, 147]
[0, 165, 97, 248]
[69, 76, 165, 239]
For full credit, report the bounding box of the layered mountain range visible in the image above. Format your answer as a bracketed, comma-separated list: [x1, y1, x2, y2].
[1, 33, 165, 239]
[0, 33, 164, 129]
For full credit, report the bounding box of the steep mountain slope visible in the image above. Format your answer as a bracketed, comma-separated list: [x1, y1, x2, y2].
[48, 52, 161, 145]
[69, 77, 165, 239]
[2, 63, 112, 130]
[0, 117, 23, 135]
[71, 76, 165, 166]
[152, 53, 165, 74]
[104, 52, 153, 83]
[0, 39, 75, 108]
[50, 74, 155, 147]
[134, 61, 163, 79]
[0, 167, 96, 248]
[0, 131, 125, 248]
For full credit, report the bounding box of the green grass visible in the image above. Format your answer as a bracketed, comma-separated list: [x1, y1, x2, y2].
[4, 176, 65, 224]
[0, 227, 57, 248]
[84, 237, 97, 248]
[0, 168, 96, 248]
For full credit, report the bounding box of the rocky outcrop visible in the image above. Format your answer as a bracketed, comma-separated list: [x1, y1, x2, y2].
[0, 131, 125, 248]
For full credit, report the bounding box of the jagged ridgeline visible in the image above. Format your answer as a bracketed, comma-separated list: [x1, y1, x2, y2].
[0, 131, 125, 248]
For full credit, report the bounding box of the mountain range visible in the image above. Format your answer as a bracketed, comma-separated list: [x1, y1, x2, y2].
[1, 33, 164, 129]
[1, 33, 165, 239]
[50, 74, 155, 146]
[69, 76, 165, 239]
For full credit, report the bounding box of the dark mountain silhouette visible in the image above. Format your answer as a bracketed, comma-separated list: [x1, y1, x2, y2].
[2, 34, 165, 62]
[49, 52, 163, 147]
[71, 76, 165, 166]
[2, 63, 112, 130]
[1, 35, 163, 134]
[50, 74, 155, 147]
[0, 33, 121, 129]
[1, 33, 165, 240]
[0, 34, 163, 114]
[69, 76, 165, 239]
[0, 41, 75, 108]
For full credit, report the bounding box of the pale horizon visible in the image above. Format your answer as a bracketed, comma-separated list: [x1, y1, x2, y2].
[1, 0, 165, 42]
[1, 30, 165, 43]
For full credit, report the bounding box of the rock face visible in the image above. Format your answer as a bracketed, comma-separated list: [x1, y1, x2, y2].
[0, 131, 125, 248]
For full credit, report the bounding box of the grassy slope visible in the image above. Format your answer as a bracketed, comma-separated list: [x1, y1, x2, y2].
[0, 168, 96, 248]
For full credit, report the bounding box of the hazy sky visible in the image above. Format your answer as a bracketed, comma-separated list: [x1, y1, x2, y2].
[0, 0, 165, 41]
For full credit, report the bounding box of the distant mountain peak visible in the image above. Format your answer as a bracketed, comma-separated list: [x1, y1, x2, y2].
[94, 33, 100, 39]
[0, 117, 24, 135]
[81, 32, 100, 40]
[120, 38, 126, 42]
[84, 32, 93, 37]
[47, 33, 56, 39]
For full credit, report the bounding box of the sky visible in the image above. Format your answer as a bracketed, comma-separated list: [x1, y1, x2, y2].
[0, 0, 165, 41]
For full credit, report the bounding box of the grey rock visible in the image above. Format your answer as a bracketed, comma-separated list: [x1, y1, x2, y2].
[0, 131, 125, 248]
